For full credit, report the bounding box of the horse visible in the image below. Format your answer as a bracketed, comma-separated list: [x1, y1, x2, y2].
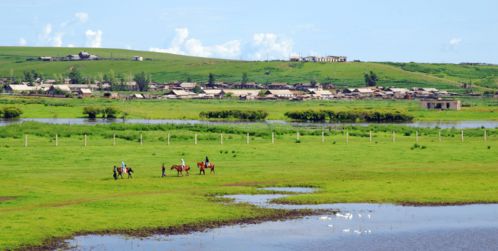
[171, 165, 190, 176]
[197, 162, 215, 175]
[117, 167, 126, 179]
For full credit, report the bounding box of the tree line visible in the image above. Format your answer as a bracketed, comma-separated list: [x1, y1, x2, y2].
[284, 110, 413, 123]
[199, 110, 269, 121]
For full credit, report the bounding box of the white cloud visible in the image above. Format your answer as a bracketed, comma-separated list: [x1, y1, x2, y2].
[52, 33, 63, 47]
[150, 27, 241, 59]
[85, 29, 103, 48]
[74, 12, 89, 23]
[250, 33, 294, 60]
[449, 38, 462, 47]
[39, 23, 64, 47]
[67, 44, 75, 48]
[18, 38, 27, 46]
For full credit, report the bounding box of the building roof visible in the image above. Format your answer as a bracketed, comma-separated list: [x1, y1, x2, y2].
[53, 85, 71, 92]
[266, 89, 294, 96]
[203, 89, 223, 95]
[79, 88, 92, 94]
[171, 90, 195, 96]
[179, 82, 197, 88]
[223, 89, 260, 97]
[388, 88, 409, 93]
[6, 84, 35, 91]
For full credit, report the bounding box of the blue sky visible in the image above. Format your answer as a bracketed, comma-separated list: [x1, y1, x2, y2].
[1, 0, 497, 63]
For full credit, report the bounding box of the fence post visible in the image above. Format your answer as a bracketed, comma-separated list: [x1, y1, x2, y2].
[439, 130, 442, 142]
[484, 129, 487, 142]
[461, 130, 464, 142]
[272, 132, 275, 144]
[84, 134, 87, 147]
[246, 133, 250, 144]
[321, 130, 325, 143]
[220, 133, 223, 145]
[55, 134, 58, 147]
[369, 131, 372, 143]
[113, 133, 116, 146]
[297, 132, 300, 141]
[195, 133, 198, 145]
[346, 131, 349, 144]
[167, 133, 170, 145]
[416, 131, 419, 143]
[140, 133, 143, 145]
[392, 131, 396, 143]
[24, 134, 28, 147]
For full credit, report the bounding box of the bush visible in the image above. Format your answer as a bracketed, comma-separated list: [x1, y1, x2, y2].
[102, 107, 120, 118]
[83, 106, 102, 119]
[285, 110, 413, 123]
[2, 107, 23, 118]
[200, 110, 268, 121]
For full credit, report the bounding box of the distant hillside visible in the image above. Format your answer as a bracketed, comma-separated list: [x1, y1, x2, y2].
[0, 46, 497, 92]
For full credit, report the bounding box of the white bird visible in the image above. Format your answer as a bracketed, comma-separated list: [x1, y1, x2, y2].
[354, 230, 362, 234]
[343, 229, 350, 233]
[358, 213, 362, 218]
[367, 214, 372, 219]
[327, 224, 334, 228]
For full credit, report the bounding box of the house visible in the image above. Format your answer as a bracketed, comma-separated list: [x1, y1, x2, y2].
[268, 83, 290, 89]
[171, 90, 196, 99]
[202, 89, 224, 98]
[132, 56, 144, 61]
[222, 89, 261, 98]
[48, 85, 71, 95]
[3, 84, 36, 94]
[310, 90, 333, 100]
[179, 82, 197, 90]
[78, 88, 92, 97]
[420, 99, 461, 110]
[231, 82, 259, 89]
[103, 92, 119, 99]
[129, 93, 144, 99]
[265, 89, 295, 99]
[39, 56, 53, 61]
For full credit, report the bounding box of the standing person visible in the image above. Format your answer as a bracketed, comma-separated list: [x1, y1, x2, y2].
[161, 163, 166, 177]
[181, 158, 186, 171]
[113, 165, 118, 180]
[205, 156, 210, 169]
[127, 166, 134, 179]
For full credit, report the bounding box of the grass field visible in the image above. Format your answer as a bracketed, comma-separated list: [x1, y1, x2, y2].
[1, 96, 498, 121]
[1, 46, 497, 92]
[0, 122, 498, 249]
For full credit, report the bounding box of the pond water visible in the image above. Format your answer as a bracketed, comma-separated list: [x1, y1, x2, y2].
[1, 118, 498, 129]
[63, 187, 498, 251]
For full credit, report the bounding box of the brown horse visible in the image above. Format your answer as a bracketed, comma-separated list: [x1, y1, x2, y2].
[197, 162, 215, 175]
[171, 165, 190, 176]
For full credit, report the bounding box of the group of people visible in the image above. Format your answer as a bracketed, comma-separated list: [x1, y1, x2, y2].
[113, 161, 134, 180]
[161, 156, 210, 177]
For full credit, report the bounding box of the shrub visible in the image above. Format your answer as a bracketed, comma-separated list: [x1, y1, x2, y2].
[285, 110, 413, 123]
[200, 110, 268, 121]
[102, 107, 120, 118]
[2, 107, 23, 118]
[83, 106, 101, 119]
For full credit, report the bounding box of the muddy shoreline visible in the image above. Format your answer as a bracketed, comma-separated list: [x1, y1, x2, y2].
[18, 208, 332, 251]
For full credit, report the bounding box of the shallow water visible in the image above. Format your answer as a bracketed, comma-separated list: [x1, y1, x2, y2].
[64, 188, 498, 251]
[1, 118, 497, 129]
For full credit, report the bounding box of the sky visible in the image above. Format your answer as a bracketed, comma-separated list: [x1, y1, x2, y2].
[1, 0, 497, 63]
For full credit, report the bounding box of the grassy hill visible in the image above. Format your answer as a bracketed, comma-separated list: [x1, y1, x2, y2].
[0, 46, 497, 92]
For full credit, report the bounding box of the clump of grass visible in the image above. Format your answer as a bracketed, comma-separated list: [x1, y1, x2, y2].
[411, 143, 427, 150]
[295, 139, 301, 143]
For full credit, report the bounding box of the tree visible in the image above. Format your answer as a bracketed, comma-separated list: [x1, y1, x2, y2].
[133, 71, 150, 91]
[241, 72, 249, 84]
[83, 106, 101, 119]
[364, 71, 379, 87]
[207, 73, 215, 87]
[102, 107, 120, 118]
[68, 66, 84, 84]
[192, 85, 202, 94]
[2, 107, 23, 118]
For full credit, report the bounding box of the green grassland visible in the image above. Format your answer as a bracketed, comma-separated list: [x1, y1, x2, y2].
[1, 47, 497, 92]
[1, 96, 498, 121]
[0, 122, 498, 249]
